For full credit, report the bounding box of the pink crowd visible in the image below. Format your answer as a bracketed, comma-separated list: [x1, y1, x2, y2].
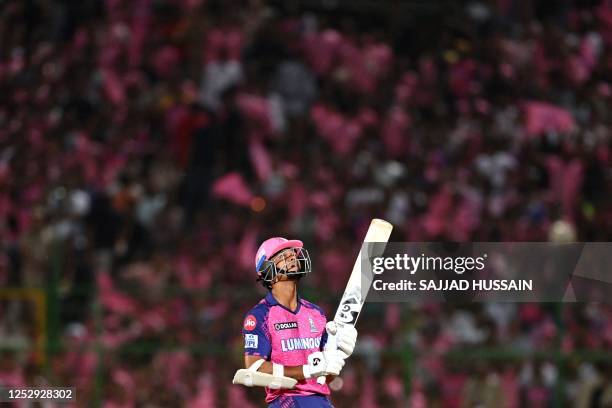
[1, 0, 611, 406]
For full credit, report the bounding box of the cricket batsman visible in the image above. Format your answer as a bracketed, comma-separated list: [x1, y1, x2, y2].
[235, 237, 358, 407]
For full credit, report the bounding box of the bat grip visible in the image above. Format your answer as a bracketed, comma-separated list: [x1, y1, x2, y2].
[316, 329, 338, 384]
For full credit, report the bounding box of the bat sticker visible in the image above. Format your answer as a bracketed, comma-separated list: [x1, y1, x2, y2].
[336, 293, 361, 324]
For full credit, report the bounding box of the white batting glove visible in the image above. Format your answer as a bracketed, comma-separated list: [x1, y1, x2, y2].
[327, 321, 358, 358]
[302, 350, 346, 379]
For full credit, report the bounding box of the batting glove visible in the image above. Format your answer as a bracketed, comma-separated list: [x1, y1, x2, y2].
[327, 321, 358, 358]
[303, 350, 346, 379]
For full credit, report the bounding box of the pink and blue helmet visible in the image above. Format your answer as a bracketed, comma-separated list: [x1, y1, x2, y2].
[255, 237, 311, 288]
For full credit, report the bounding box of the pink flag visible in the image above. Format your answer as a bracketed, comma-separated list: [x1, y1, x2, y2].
[128, 0, 151, 67]
[501, 370, 520, 408]
[205, 29, 225, 62]
[154, 351, 190, 388]
[227, 387, 256, 408]
[101, 69, 125, 105]
[112, 368, 135, 391]
[187, 374, 216, 408]
[363, 43, 393, 79]
[382, 106, 411, 158]
[288, 184, 307, 218]
[212, 172, 253, 207]
[0, 162, 10, 186]
[383, 373, 405, 400]
[236, 94, 272, 134]
[359, 373, 380, 408]
[100, 291, 138, 316]
[303, 30, 343, 74]
[524, 101, 577, 136]
[97, 273, 138, 315]
[0, 252, 8, 285]
[422, 185, 453, 238]
[248, 139, 273, 182]
[238, 225, 259, 272]
[152, 45, 180, 78]
[311, 105, 363, 154]
[546, 156, 584, 221]
[409, 379, 428, 408]
[395, 71, 418, 104]
[449, 195, 481, 241]
[225, 29, 244, 61]
[175, 254, 196, 289]
[385, 303, 401, 331]
[339, 42, 374, 93]
[195, 263, 213, 290]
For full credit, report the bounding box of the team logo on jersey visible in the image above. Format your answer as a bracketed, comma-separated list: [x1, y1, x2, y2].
[274, 321, 298, 331]
[309, 317, 318, 333]
[243, 315, 257, 331]
[245, 334, 258, 348]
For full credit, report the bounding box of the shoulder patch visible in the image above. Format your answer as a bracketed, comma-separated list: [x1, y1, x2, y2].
[242, 300, 272, 336]
[245, 333, 258, 348]
[243, 314, 257, 331]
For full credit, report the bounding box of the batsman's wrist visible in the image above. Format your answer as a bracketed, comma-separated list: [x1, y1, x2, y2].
[302, 364, 312, 379]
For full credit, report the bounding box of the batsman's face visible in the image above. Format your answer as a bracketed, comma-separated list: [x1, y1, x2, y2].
[271, 249, 300, 273]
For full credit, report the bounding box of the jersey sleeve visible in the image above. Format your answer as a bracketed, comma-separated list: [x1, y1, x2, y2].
[241, 305, 272, 359]
[316, 306, 329, 350]
[320, 329, 328, 351]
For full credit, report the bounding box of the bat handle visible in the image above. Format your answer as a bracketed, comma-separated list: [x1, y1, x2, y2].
[316, 323, 338, 384]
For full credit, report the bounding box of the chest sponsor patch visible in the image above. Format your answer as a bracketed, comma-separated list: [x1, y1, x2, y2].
[274, 321, 298, 331]
[245, 334, 258, 348]
[243, 315, 257, 331]
[281, 337, 321, 352]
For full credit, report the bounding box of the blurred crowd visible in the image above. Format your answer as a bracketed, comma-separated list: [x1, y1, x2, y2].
[1, 0, 611, 406]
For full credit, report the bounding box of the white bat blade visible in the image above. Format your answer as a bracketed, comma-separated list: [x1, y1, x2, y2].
[334, 219, 393, 325]
[317, 219, 393, 384]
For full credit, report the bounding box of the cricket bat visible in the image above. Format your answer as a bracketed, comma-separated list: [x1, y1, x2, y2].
[317, 218, 393, 384]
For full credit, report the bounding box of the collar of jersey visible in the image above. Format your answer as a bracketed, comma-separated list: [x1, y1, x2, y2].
[266, 291, 303, 315]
